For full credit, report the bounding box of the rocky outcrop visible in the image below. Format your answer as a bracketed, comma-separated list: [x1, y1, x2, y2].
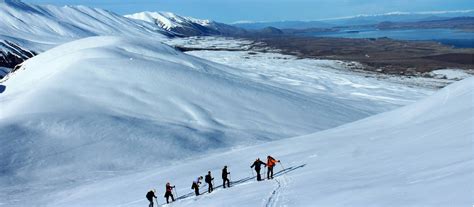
[0, 40, 36, 78]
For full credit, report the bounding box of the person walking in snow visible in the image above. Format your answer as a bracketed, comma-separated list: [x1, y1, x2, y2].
[250, 158, 266, 181]
[266, 155, 280, 179]
[222, 166, 231, 188]
[164, 182, 175, 204]
[146, 189, 157, 207]
[205, 171, 214, 193]
[192, 176, 203, 196]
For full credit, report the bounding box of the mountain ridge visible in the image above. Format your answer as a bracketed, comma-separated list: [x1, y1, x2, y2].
[125, 11, 246, 36]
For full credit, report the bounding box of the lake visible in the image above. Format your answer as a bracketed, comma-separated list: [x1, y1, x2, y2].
[304, 29, 474, 48]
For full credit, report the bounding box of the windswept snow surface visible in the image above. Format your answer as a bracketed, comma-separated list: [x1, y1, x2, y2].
[23, 77, 473, 207]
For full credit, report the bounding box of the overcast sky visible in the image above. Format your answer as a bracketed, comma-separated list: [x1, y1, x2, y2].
[24, 0, 474, 23]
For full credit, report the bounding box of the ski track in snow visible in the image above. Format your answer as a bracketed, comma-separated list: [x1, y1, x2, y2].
[265, 178, 282, 207]
[265, 165, 297, 207]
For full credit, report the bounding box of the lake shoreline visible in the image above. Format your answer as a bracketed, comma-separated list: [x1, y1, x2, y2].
[297, 28, 474, 48]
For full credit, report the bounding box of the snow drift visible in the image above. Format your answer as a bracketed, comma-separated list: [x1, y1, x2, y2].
[30, 77, 472, 207]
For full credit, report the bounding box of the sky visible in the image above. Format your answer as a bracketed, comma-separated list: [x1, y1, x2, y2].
[24, 0, 474, 23]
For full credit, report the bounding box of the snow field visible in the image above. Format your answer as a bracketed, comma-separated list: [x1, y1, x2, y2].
[42, 77, 472, 207]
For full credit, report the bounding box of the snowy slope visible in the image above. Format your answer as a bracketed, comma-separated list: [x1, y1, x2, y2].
[0, 0, 170, 70]
[126, 11, 246, 36]
[0, 35, 395, 205]
[29, 78, 473, 207]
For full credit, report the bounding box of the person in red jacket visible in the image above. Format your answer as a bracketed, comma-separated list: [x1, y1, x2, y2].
[266, 155, 280, 179]
[164, 182, 175, 204]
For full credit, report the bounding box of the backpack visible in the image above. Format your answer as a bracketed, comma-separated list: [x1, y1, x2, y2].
[146, 191, 153, 200]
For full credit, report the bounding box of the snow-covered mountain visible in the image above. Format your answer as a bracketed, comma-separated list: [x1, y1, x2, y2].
[0, 36, 382, 204]
[126, 11, 246, 36]
[2, 36, 471, 204]
[0, 0, 171, 73]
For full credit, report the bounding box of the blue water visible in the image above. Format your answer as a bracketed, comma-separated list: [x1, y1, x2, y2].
[304, 29, 474, 48]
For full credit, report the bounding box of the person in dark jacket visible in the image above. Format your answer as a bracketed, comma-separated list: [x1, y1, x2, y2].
[222, 166, 231, 188]
[192, 176, 203, 196]
[164, 182, 175, 204]
[146, 189, 157, 207]
[205, 171, 214, 193]
[250, 158, 267, 181]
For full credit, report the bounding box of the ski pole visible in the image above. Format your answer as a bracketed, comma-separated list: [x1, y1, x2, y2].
[174, 186, 178, 199]
[280, 162, 285, 171]
[251, 168, 255, 177]
[279, 161, 289, 180]
[201, 184, 207, 194]
[155, 197, 159, 206]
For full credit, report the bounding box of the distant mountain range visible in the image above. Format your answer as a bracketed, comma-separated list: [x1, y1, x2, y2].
[233, 10, 474, 29]
[375, 17, 474, 30]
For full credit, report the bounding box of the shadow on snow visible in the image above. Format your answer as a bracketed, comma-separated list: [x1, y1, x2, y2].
[175, 164, 307, 201]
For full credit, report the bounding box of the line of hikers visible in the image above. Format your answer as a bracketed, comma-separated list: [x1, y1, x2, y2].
[146, 155, 280, 207]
